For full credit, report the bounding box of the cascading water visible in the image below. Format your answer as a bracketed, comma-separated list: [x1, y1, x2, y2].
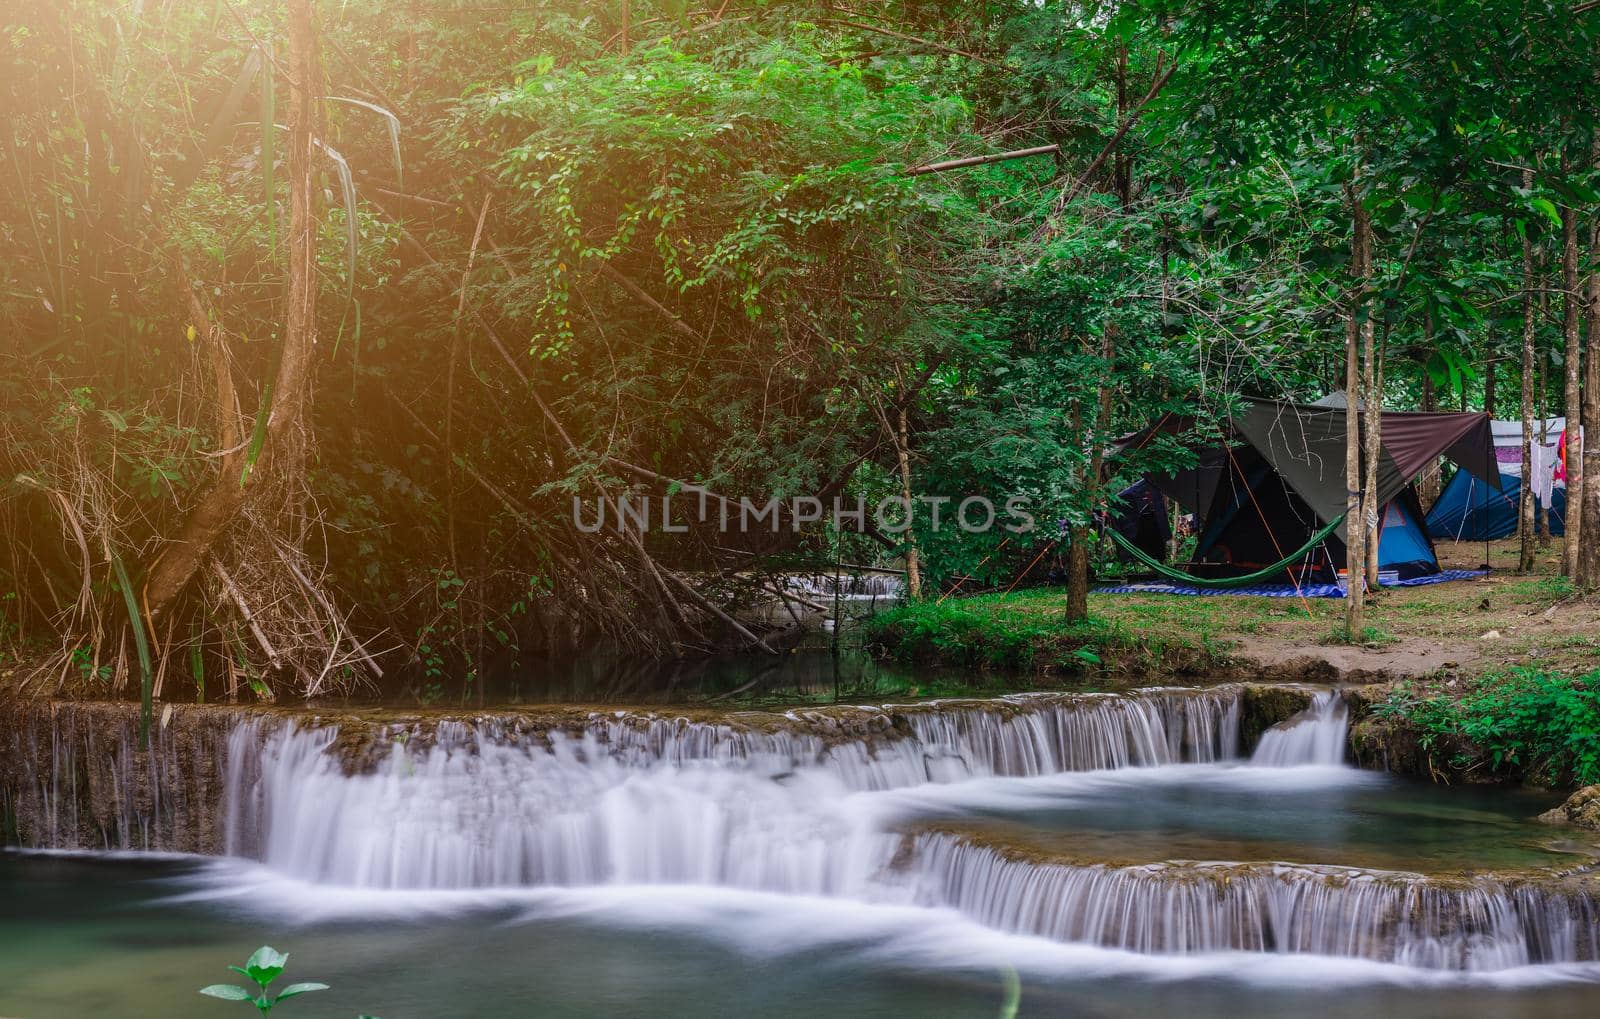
[221, 689, 1241, 889]
[782, 571, 904, 601]
[1251, 690, 1350, 766]
[908, 833, 1598, 970]
[7, 685, 1598, 977]
[188, 687, 1597, 971]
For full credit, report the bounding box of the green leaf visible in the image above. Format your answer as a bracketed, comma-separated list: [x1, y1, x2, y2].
[1529, 197, 1561, 229]
[239, 380, 273, 487]
[272, 982, 329, 1002]
[324, 96, 403, 185]
[199, 984, 256, 1001]
[244, 946, 290, 986]
[319, 139, 359, 301]
[110, 552, 153, 749]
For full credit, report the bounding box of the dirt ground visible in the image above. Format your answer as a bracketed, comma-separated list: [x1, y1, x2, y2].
[1093, 538, 1600, 683]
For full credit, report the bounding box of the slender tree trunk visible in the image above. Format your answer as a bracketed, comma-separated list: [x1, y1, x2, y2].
[142, 0, 320, 623]
[892, 405, 922, 600]
[1418, 337, 1442, 510]
[1519, 183, 1538, 573]
[1344, 187, 1369, 638]
[1539, 334, 1551, 544]
[1066, 328, 1116, 622]
[1562, 198, 1585, 577]
[1362, 279, 1383, 590]
[1065, 401, 1090, 621]
[1485, 357, 1497, 417]
[1581, 204, 1600, 589]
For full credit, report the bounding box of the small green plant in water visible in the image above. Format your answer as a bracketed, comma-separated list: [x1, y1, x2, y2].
[199, 946, 328, 1013]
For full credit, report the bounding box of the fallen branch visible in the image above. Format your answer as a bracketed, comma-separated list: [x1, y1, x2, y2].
[213, 562, 283, 674]
[661, 568, 777, 654]
[904, 144, 1059, 176]
[596, 261, 703, 341]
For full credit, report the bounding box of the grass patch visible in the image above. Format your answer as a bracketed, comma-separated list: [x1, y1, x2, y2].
[861, 594, 1232, 675]
[1320, 623, 1398, 648]
[1370, 668, 1600, 787]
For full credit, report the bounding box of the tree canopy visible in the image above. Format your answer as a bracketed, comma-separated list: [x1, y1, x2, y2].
[4, 0, 1600, 701]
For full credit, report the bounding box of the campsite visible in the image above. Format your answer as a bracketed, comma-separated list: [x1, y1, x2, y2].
[6, 1, 1600, 1016]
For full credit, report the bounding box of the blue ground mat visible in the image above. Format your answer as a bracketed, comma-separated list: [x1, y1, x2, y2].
[1094, 568, 1489, 599]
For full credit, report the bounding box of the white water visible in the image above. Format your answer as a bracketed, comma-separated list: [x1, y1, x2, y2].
[221, 689, 1239, 889]
[199, 687, 1600, 974]
[782, 571, 904, 601]
[910, 835, 1596, 970]
[1251, 690, 1350, 766]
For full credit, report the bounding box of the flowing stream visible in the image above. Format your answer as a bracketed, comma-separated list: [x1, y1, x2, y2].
[4, 683, 1600, 1017]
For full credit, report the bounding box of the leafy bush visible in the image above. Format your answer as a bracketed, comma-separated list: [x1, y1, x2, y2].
[860, 596, 1188, 673]
[1373, 668, 1600, 786]
[863, 600, 1062, 670]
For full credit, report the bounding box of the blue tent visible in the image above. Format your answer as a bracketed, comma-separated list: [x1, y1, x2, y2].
[1193, 459, 1442, 581]
[1426, 469, 1566, 541]
[1374, 495, 1439, 575]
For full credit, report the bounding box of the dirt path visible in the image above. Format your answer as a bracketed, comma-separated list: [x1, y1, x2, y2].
[1095, 539, 1600, 685]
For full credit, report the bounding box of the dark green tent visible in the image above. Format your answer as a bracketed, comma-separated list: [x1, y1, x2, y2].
[1115, 399, 1499, 583]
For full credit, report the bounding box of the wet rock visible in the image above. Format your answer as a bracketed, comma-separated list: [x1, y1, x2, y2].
[1237, 684, 1315, 751]
[1538, 785, 1600, 831]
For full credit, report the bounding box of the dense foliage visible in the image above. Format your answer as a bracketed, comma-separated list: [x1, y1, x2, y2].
[1374, 668, 1600, 787]
[4, 0, 1600, 701]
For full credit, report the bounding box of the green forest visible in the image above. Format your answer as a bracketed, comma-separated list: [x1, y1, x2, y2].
[13, 5, 1600, 1014]
[5, 0, 1600, 705]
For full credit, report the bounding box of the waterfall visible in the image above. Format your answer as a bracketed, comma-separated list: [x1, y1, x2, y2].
[0, 701, 236, 853]
[905, 833, 1599, 970]
[1251, 690, 1349, 767]
[219, 688, 1243, 886]
[9, 685, 1598, 975]
[782, 572, 904, 601]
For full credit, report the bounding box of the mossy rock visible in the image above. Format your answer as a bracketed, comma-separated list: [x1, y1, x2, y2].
[1538, 785, 1600, 830]
[1237, 684, 1314, 751]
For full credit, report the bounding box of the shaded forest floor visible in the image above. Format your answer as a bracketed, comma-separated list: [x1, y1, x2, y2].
[865, 539, 1600, 683]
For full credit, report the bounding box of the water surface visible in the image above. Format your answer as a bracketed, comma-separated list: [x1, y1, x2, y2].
[4, 853, 1599, 1019]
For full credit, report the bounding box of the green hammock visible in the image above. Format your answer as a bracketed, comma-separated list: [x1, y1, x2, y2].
[1103, 512, 1348, 590]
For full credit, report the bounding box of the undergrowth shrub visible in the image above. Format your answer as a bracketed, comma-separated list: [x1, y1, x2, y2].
[861, 598, 1159, 672]
[1373, 668, 1600, 786]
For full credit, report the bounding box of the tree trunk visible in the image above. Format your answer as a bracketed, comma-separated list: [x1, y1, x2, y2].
[1562, 199, 1585, 578]
[1344, 187, 1369, 639]
[1539, 335, 1551, 544]
[1417, 343, 1442, 510]
[1065, 401, 1090, 621]
[142, 0, 320, 623]
[1066, 327, 1118, 623]
[1581, 207, 1600, 589]
[1519, 183, 1538, 574]
[1362, 262, 1383, 591]
[893, 405, 922, 600]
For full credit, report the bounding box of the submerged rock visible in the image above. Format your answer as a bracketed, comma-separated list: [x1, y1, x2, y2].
[1538, 784, 1600, 830]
